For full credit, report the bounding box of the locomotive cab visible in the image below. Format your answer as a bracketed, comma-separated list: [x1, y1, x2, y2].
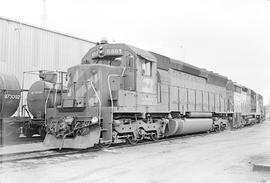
[82, 43, 158, 112]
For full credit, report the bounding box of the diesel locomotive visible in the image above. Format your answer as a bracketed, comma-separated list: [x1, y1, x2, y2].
[43, 41, 264, 149]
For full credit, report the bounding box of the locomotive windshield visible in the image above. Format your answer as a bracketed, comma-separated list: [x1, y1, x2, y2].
[65, 67, 99, 107]
[92, 56, 122, 66]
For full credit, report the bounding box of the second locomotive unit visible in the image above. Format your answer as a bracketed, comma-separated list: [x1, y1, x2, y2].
[44, 41, 264, 149]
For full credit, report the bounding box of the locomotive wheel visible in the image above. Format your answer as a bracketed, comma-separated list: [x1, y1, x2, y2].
[126, 135, 138, 145]
[220, 123, 226, 131]
[150, 132, 159, 141]
[213, 125, 219, 132]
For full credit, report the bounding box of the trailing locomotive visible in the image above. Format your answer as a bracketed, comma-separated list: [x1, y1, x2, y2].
[44, 42, 264, 149]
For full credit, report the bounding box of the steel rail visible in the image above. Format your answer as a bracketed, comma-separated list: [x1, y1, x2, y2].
[0, 120, 263, 164]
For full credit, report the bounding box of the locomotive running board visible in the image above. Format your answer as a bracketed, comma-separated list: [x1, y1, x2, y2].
[43, 125, 101, 149]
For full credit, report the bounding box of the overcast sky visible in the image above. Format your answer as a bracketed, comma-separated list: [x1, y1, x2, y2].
[0, 0, 270, 104]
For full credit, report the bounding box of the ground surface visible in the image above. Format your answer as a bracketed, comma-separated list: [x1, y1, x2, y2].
[1, 121, 270, 183]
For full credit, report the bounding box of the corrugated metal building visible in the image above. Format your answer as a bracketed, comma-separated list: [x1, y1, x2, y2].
[264, 105, 270, 120]
[0, 17, 95, 89]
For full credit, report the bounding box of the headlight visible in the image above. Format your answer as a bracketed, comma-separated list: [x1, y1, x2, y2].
[91, 116, 98, 124]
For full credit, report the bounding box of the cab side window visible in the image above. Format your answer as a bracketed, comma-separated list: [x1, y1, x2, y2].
[234, 86, 241, 93]
[141, 59, 152, 76]
[126, 54, 134, 68]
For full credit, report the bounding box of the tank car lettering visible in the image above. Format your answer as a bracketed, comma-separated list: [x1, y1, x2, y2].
[4, 94, 20, 100]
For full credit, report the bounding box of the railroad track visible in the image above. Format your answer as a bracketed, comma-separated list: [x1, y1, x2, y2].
[0, 123, 264, 164]
[0, 148, 100, 164]
[0, 131, 212, 164]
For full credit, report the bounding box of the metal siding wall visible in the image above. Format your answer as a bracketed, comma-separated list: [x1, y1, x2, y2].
[0, 18, 95, 90]
[0, 20, 9, 63]
[32, 27, 40, 67]
[54, 35, 60, 70]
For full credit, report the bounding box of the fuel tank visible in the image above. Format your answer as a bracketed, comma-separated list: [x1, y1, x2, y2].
[165, 118, 213, 137]
[0, 73, 21, 118]
[186, 112, 212, 118]
[27, 81, 57, 118]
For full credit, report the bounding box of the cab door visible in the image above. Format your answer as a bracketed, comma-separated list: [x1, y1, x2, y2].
[123, 52, 136, 91]
[136, 56, 157, 107]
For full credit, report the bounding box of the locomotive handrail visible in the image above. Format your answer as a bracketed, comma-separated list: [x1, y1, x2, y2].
[44, 86, 54, 127]
[107, 67, 126, 115]
[108, 74, 121, 114]
[90, 81, 101, 126]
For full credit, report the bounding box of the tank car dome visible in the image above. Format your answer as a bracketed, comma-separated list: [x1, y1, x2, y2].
[0, 73, 21, 118]
[27, 81, 55, 119]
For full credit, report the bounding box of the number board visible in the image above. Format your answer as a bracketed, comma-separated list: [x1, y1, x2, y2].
[105, 48, 123, 55]
[91, 48, 123, 58]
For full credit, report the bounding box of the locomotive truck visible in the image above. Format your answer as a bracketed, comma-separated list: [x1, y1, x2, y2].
[43, 42, 264, 149]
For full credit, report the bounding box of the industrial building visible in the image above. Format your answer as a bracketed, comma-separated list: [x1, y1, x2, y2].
[265, 105, 270, 120]
[0, 17, 95, 89]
